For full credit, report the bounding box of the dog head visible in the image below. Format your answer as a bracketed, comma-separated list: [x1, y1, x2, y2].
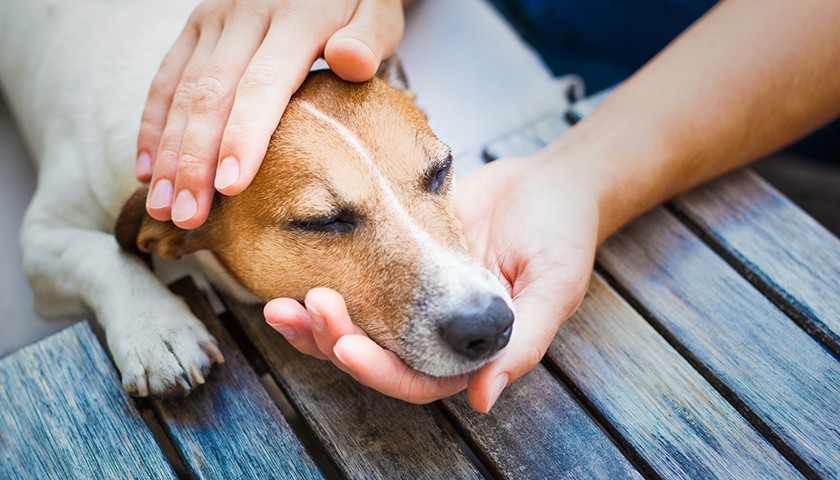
[117, 59, 514, 377]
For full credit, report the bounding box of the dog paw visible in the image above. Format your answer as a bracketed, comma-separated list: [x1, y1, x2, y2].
[109, 311, 225, 398]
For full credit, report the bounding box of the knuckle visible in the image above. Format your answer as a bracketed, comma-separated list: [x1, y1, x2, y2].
[177, 151, 206, 168]
[559, 276, 591, 317]
[171, 81, 197, 111]
[220, 121, 252, 145]
[156, 142, 182, 165]
[522, 344, 545, 372]
[191, 75, 228, 113]
[176, 152, 212, 180]
[241, 59, 282, 90]
[154, 146, 178, 171]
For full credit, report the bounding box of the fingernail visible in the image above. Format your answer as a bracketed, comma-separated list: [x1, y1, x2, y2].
[171, 189, 198, 222]
[308, 304, 325, 332]
[215, 156, 239, 190]
[333, 345, 348, 366]
[136, 152, 151, 178]
[270, 323, 298, 340]
[147, 179, 173, 209]
[486, 373, 508, 413]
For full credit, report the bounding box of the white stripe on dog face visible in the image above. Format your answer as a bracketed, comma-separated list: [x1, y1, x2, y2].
[298, 100, 429, 242]
[297, 101, 512, 335]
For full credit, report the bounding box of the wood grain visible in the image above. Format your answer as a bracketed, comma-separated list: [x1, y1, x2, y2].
[442, 364, 642, 479]
[671, 168, 840, 356]
[151, 278, 324, 480]
[598, 208, 840, 478]
[222, 295, 482, 480]
[547, 274, 802, 479]
[0, 322, 176, 479]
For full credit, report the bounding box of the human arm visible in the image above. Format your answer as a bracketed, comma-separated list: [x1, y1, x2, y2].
[566, 0, 840, 241]
[136, 0, 405, 229]
[266, 0, 840, 412]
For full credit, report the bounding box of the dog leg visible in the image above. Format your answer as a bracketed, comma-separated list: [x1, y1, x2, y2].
[21, 217, 224, 397]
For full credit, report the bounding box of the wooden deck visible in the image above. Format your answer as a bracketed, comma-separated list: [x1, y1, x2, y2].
[1, 162, 838, 479]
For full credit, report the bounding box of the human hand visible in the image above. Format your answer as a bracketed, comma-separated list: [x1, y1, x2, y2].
[264, 288, 470, 404]
[137, 0, 404, 229]
[453, 153, 599, 411]
[264, 152, 600, 412]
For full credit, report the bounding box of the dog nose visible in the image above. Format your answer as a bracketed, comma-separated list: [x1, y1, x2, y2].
[441, 296, 514, 361]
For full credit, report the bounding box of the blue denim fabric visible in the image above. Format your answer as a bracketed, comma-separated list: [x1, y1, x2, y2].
[490, 0, 838, 161]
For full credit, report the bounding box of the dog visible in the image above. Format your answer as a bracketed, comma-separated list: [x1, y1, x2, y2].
[0, 0, 514, 397]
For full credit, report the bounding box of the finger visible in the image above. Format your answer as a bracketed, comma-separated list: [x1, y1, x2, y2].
[214, 23, 322, 197]
[304, 288, 365, 363]
[170, 18, 267, 229]
[324, 0, 405, 82]
[136, 26, 199, 181]
[334, 335, 468, 404]
[146, 26, 221, 221]
[467, 275, 586, 413]
[264, 298, 328, 360]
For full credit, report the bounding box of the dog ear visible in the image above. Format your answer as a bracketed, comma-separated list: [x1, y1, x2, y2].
[115, 186, 211, 261]
[376, 55, 416, 101]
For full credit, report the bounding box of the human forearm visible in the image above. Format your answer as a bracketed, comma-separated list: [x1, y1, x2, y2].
[541, 0, 840, 243]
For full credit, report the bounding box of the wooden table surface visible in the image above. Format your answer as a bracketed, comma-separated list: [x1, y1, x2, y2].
[1, 160, 838, 479]
[0, 79, 840, 479]
[3, 0, 836, 476]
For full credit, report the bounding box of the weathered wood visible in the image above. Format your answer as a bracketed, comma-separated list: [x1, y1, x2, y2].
[671, 168, 840, 356]
[547, 274, 802, 479]
[598, 208, 840, 478]
[149, 278, 324, 480]
[0, 322, 176, 479]
[442, 365, 642, 479]
[222, 295, 482, 480]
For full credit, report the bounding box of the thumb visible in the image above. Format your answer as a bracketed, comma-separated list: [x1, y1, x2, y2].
[325, 0, 405, 82]
[467, 275, 589, 413]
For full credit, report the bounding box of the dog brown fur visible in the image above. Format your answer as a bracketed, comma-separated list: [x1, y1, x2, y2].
[117, 66, 464, 350]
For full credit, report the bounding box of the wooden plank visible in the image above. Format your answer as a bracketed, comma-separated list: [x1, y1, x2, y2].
[222, 295, 482, 480]
[671, 168, 840, 356]
[442, 365, 643, 479]
[546, 275, 801, 479]
[598, 208, 840, 478]
[150, 278, 324, 480]
[0, 322, 176, 480]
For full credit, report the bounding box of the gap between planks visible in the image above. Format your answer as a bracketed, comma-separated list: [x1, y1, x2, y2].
[666, 202, 840, 361]
[257, 372, 344, 480]
[537, 356, 663, 480]
[83, 278, 335, 479]
[88, 276, 506, 479]
[593, 263, 821, 480]
[83, 318, 192, 479]
[426, 403, 495, 480]
[213, 291, 495, 479]
[214, 296, 496, 479]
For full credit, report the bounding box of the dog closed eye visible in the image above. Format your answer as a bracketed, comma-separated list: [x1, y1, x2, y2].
[291, 209, 360, 233]
[424, 153, 453, 194]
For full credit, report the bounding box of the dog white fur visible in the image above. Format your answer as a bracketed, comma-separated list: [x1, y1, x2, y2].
[1, 1, 227, 395]
[0, 0, 513, 397]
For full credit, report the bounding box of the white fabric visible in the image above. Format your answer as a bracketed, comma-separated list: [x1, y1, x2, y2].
[398, 0, 580, 176]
